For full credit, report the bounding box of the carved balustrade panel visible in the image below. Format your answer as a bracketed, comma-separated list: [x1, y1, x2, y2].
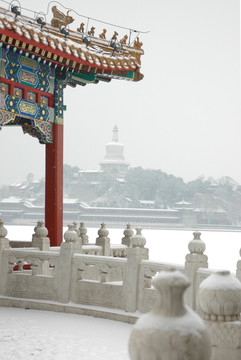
[110, 245, 128, 258]
[5, 249, 59, 276]
[72, 254, 127, 309]
[73, 254, 126, 282]
[82, 245, 102, 256]
[138, 260, 185, 312]
[3, 249, 59, 301]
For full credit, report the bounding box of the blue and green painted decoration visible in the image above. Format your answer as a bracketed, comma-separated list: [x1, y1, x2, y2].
[0, 47, 63, 144]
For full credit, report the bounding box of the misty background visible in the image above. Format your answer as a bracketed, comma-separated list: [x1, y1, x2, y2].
[0, 0, 240, 186]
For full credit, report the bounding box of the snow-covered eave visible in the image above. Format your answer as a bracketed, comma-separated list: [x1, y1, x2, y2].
[0, 7, 144, 81]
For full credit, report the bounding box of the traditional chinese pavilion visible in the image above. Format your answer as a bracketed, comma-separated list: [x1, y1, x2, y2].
[0, 3, 144, 245]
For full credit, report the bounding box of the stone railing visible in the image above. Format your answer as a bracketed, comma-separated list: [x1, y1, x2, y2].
[0, 219, 240, 315]
[1, 219, 240, 359]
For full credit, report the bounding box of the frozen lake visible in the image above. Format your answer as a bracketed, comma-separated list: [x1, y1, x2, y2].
[5, 225, 241, 273]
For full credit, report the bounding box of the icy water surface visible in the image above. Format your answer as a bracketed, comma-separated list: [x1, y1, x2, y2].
[6, 225, 241, 273]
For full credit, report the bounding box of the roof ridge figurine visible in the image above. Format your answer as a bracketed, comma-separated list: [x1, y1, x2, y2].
[51, 5, 74, 29]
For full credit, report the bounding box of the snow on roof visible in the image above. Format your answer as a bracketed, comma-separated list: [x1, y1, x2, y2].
[175, 200, 191, 205]
[139, 200, 155, 205]
[0, 6, 144, 77]
[9, 183, 22, 188]
[0, 197, 22, 203]
[79, 170, 103, 173]
[116, 178, 126, 183]
[63, 198, 79, 204]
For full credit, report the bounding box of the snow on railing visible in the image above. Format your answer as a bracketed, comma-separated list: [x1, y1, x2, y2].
[1, 219, 240, 359]
[0, 219, 240, 315]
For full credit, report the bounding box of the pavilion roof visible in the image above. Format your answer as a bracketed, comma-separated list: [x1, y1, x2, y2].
[0, 6, 144, 82]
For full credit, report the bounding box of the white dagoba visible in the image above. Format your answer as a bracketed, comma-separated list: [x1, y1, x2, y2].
[100, 125, 129, 177]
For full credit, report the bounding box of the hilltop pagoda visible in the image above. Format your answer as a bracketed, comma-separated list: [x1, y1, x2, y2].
[0, 3, 144, 245]
[100, 125, 129, 177]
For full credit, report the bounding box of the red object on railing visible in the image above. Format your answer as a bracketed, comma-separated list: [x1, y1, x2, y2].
[13, 264, 31, 271]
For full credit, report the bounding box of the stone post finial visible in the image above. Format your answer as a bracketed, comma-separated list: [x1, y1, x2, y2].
[34, 220, 48, 238]
[129, 270, 211, 360]
[122, 223, 134, 247]
[131, 228, 146, 248]
[79, 222, 89, 244]
[0, 219, 9, 250]
[197, 271, 241, 360]
[96, 223, 110, 256]
[97, 223, 109, 237]
[32, 220, 50, 251]
[72, 221, 82, 247]
[64, 224, 78, 243]
[188, 231, 206, 254]
[72, 221, 80, 236]
[197, 270, 241, 322]
[0, 219, 8, 240]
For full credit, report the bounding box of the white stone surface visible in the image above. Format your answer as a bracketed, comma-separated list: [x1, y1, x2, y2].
[1, 222, 241, 359]
[129, 270, 211, 360]
[197, 270, 241, 360]
[198, 270, 241, 321]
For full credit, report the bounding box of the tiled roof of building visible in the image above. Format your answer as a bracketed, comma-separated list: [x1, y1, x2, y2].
[0, 5, 144, 81]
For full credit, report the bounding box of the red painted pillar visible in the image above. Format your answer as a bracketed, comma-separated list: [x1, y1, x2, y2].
[45, 122, 63, 246]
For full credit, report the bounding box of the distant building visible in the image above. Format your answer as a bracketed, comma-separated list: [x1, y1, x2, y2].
[99, 125, 129, 177]
[79, 125, 129, 185]
[174, 199, 196, 227]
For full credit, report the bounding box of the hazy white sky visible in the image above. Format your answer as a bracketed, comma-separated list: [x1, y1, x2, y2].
[0, 0, 240, 185]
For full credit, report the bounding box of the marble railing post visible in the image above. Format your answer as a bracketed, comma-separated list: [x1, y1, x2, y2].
[184, 231, 208, 309]
[122, 223, 134, 247]
[124, 228, 149, 312]
[73, 221, 82, 250]
[32, 220, 50, 250]
[32, 221, 50, 275]
[79, 222, 89, 245]
[58, 224, 81, 303]
[197, 271, 241, 360]
[96, 223, 110, 256]
[0, 220, 9, 294]
[129, 270, 211, 360]
[236, 248, 241, 282]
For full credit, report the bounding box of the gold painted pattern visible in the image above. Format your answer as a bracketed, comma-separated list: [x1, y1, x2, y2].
[21, 57, 38, 70]
[19, 69, 37, 86]
[19, 100, 36, 115]
[0, 109, 16, 125]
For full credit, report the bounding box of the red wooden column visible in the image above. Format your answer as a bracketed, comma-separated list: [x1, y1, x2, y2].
[45, 122, 63, 246]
